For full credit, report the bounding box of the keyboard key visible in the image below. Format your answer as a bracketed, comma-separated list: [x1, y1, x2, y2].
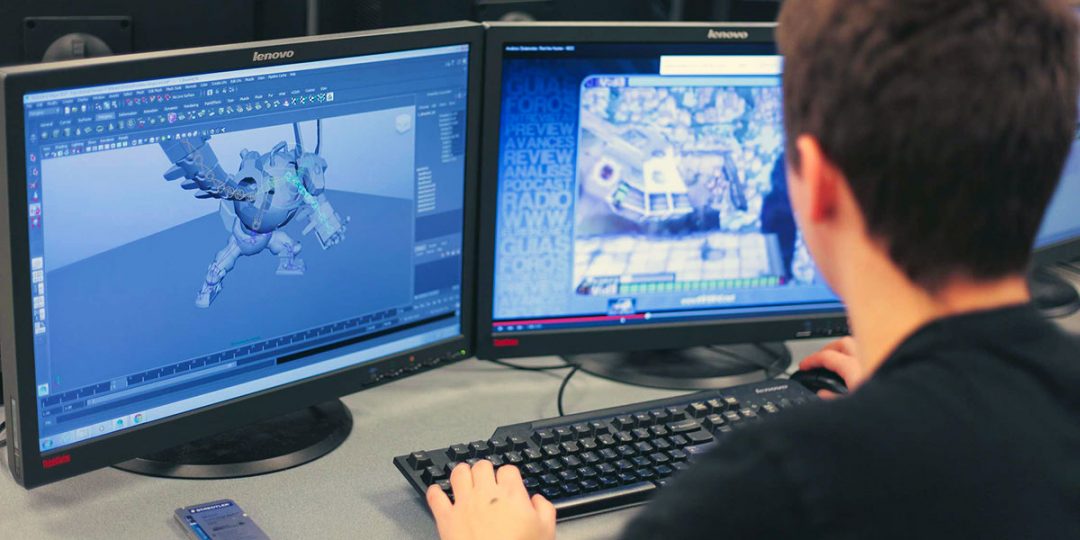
[490, 439, 510, 453]
[523, 477, 540, 490]
[589, 421, 609, 434]
[723, 411, 741, 422]
[704, 414, 726, 430]
[407, 451, 432, 469]
[436, 479, 452, 492]
[650, 409, 670, 424]
[572, 423, 592, 437]
[542, 444, 561, 457]
[577, 466, 598, 479]
[524, 448, 543, 461]
[686, 430, 714, 445]
[632, 456, 651, 468]
[633, 412, 653, 426]
[649, 452, 670, 464]
[668, 449, 688, 462]
[561, 482, 582, 496]
[669, 435, 689, 447]
[579, 437, 598, 451]
[706, 398, 724, 412]
[597, 434, 617, 446]
[614, 459, 634, 471]
[616, 444, 637, 457]
[648, 425, 669, 437]
[687, 402, 709, 418]
[599, 448, 618, 460]
[543, 458, 564, 472]
[634, 441, 655, 454]
[580, 478, 600, 492]
[506, 451, 524, 464]
[558, 469, 579, 482]
[465, 458, 482, 466]
[723, 396, 740, 409]
[533, 430, 555, 445]
[614, 415, 635, 429]
[762, 402, 781, 415]
[554, 427, 574, 441]
[600, 475, 619, 488]
[525, 462, 544, 475]
[617, 471, 639, 484]
[653, 438, 672, 451]
[636, 468, 656, 480]
[540, 473, 560, 486]
[448, 443, 471, 460]
[422, 466, 445, 484]
[580, 451, 600, 464]
[666, 406, 687, 421]
[631, 428, 651, 440]
[668, 419, 702, 433]
[508, 435, 529, 449]
[597, 462, 617, 475]
[560, 441, 580, 454]
[560, 455, 582, 468]
[615, 431, 634, 443]
[489, 455, 505, 467]
[541, 486, 562, 500]
[653, 464, 674, 478]
[740, 408, 759, 419]
[469, 440, 491, 457]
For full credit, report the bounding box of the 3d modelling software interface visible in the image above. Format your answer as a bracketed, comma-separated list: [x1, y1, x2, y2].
[22, 44, 470, 453]
[491, 43, 842, 334]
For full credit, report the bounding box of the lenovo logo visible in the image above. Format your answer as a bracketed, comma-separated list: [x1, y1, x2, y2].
[42, 453, 71, 469]
[707, 29, 750, 40]
[252, 50, 295, 62]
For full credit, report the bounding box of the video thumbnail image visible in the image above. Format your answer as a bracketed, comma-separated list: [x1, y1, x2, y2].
[41, 106, 418, 387]
[573, 80, 818, 298]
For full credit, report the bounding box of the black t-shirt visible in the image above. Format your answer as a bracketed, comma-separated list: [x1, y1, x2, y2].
[621, 305, 1080, 539]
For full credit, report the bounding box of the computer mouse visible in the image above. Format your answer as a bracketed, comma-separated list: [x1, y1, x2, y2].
[790, 368, 849, 395]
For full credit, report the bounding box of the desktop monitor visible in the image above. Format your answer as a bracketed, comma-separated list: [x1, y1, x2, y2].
[476, 23, 848, 388]
[0, 21, 482, 488]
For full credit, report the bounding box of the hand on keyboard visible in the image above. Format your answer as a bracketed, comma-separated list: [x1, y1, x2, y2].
[427, 459, 556, 540]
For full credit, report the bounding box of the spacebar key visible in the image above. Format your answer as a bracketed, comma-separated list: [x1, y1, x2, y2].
[552, 481, 657, 519]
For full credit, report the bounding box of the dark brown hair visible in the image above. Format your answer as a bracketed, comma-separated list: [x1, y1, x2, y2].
[778, 0, 1080, 289]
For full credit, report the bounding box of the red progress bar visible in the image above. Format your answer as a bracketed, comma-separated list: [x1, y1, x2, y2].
[493, 313, 648, 327]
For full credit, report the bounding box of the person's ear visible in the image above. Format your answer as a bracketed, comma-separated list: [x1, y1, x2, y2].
[793, 135, 840, 223]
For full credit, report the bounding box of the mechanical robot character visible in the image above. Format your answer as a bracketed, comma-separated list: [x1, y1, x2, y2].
[159, 120, 349, 308]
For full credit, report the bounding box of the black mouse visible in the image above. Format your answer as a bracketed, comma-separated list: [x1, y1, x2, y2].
[790, 368, 849, 395]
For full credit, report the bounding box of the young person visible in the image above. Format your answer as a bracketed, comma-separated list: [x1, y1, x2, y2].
[425, 1, 1080, 538]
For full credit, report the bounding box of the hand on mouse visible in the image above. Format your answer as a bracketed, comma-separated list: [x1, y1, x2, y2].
[799, 336, 865, 398]
[427, 461, 556, 540]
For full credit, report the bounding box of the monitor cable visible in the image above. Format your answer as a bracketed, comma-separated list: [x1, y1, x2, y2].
[482, 358, 572, 372]
[556, 365, 581, 417]
[0, 420, 6, 449]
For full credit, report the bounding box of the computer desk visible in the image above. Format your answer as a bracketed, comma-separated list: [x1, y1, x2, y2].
[3, 290, 1079, 539]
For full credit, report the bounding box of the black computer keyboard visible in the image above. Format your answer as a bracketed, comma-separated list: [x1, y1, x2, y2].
[393, 378, 816, 520]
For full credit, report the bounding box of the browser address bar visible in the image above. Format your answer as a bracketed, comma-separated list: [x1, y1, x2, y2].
[659, 55, 783, 76]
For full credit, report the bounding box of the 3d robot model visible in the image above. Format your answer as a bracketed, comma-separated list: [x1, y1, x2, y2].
[159, 120, 349, 307]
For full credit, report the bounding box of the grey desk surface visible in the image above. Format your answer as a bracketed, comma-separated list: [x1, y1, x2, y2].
[3, 269, 1079, 540]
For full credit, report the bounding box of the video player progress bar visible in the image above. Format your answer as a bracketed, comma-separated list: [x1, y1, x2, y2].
[619, 276, 785, 294]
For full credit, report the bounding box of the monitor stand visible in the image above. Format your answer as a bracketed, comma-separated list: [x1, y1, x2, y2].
[113, 399, 351, 479]
[564, 343, 791, 391]
[1030, 266, 1080, 319]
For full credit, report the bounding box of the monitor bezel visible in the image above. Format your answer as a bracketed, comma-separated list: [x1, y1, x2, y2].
[475, 22, 848, 360]
[0, 21, 483, 488]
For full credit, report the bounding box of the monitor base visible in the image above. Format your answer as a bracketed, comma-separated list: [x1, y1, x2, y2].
[113, 399, 352, 479]
[565, 343, 791, 391]
[1030, 266, 1080, 319]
